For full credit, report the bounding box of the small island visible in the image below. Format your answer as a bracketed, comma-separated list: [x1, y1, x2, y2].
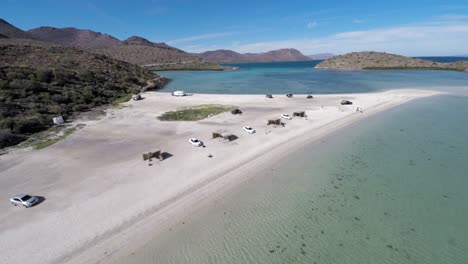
[315, 51, 468, 72]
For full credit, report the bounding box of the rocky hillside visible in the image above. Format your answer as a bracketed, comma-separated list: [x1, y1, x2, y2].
[94, 36, 226, 70]
[1, 18, 223, 70]
[195, 48, 311, 63]
[316, 51, 468, 72]
[28, 26, 121, 49]
[0, 18, 37, 39]
[0, 43, 162, 148]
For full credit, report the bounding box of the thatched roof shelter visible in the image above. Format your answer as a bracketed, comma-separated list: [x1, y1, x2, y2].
[143, 150, 163, 161]
[212, 130, 236, 141]
[267, 119, 281, 125]
[293, 111, 306, 117]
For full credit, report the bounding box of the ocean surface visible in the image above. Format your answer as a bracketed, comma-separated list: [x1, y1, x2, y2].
[117, 94, 468, 264]
[114, 62, 468, 263]
[159, 58, 468, 94]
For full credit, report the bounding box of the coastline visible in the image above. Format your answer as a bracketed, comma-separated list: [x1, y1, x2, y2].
[0, 89, 440, 264]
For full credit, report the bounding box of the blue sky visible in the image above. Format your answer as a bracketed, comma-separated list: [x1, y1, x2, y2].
[2, 0, 468, 55]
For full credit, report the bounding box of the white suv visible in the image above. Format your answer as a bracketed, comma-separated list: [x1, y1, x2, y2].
[243, 126, 256, 134]
[189, 138, 203, 147]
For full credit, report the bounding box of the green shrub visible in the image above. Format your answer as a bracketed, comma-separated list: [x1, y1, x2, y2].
[72, 104, 89, 112]
[13, 117, 47, 134]
[0, 130, 26, 148]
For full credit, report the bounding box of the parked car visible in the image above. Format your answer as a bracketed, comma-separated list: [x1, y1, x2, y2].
[243, 126, 256, 134]
[341, 100, 353, 105]
[10, 194, 39, 208]
[172, 91, 185, 96]
[189, 138, 203, 147]
[231, 109, 243, 115]
[307, 95, 314, 99]
[266, 94, 273, 98]
[281, 114, 292, 120]
[286, 93, 293, 98]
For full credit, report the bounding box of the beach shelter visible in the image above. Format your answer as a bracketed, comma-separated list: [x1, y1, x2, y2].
[293, 111, 306, 117]
[267, 119, 281, 125]
[142, 150, 163, 161]
[212, 130, 236, 141]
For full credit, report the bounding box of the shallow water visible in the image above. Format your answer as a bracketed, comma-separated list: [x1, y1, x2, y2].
[159, 60, 468, 94]
[116, 95, 468, 264]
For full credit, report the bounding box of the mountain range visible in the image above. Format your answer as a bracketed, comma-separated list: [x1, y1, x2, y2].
[0, 18, 223, 70]
[1, 18, 332, 67]
[194, 49, 334, 63]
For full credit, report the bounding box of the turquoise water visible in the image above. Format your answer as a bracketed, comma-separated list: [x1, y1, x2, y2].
[159, 60, 468, 94]
[117, 95, 468, 263]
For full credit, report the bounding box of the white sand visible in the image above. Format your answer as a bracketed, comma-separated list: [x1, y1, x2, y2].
[0, 89, 439, 264]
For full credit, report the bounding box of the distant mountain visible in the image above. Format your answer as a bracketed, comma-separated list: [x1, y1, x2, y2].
[316, 51, 468, 72]
[0, 18, 37, 39]
[94, 36, 224, 70]
[308, 53, 335, 60]
[0, 18, 223, 70]
[195, 48, 311, 63]
[122, 36, 172, 49]
[28, 26, 121, 49]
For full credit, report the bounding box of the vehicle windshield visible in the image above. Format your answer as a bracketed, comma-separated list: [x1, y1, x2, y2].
[193, 139, 199, 143]
[21, 195, 32, 201]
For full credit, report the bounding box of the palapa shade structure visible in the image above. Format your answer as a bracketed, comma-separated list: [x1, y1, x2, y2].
[293, 111, 306, 117]
[267, 119, 281, 125]
[142, 150, 163, 161]
[212, 130, 236, 141]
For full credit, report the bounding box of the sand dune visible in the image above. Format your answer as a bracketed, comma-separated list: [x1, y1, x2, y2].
[0, 89, 439, 264]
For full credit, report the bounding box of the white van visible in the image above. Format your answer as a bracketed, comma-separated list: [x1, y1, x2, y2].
[172, 91, 185, 96]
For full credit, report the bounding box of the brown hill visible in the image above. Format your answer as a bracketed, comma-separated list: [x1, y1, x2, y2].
[0, 18, 37, 39]
[94, 36, 225, 70]
[195, 48, 311, 63]
[195, 50, 245, 63]
[28, 26, 121, 49]
[316, 51, 468, 72]
[123, 36, 172, 49]
[1, 18, 225, 71]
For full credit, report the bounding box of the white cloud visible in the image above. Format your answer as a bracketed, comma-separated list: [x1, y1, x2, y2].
[307, 21, 317, 29]
[352, 19, 365, 24]
[168, 31, 240, 44]
[435, 14, 468, 21]
[211, 22, 468, 56]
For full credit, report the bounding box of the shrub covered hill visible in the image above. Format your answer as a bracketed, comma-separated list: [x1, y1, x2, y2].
[316, 51, 468, 72]
[0, 43, 161, 148]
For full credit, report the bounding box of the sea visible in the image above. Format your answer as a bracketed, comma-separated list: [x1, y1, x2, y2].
[159, 58, 468, 95]
[117, 60, 468, 263]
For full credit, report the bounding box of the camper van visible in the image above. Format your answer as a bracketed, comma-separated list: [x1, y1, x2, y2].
[172, 91, 185, 97]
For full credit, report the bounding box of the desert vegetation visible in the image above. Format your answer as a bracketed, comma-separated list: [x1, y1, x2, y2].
[158, 104, 237, 121]
[0, 43, 157, 148]
[316, 51, 468, 72]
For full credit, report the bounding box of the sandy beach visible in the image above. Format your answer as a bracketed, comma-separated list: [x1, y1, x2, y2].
[0, 89, 439, 264]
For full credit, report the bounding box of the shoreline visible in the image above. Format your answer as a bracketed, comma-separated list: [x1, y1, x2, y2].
[0, 89, 440, 264]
